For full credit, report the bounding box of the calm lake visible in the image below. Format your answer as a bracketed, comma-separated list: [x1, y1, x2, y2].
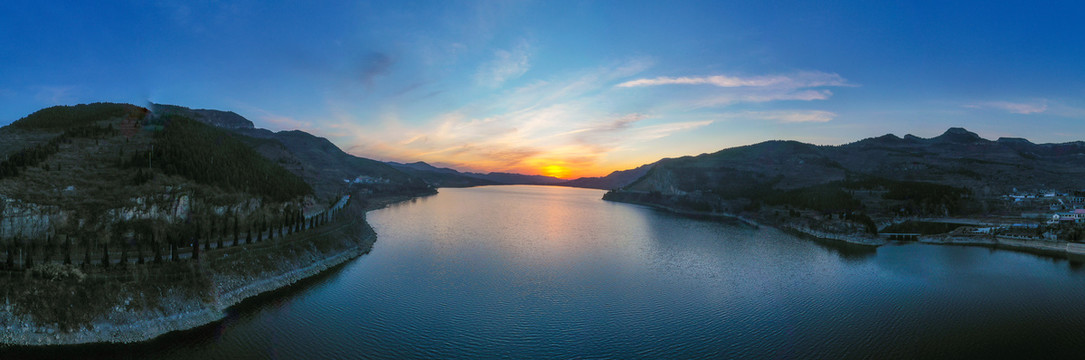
[13, 185, 1085, 358]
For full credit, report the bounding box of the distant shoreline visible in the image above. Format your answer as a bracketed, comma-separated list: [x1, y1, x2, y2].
[602, 195, 1085, 259]
[601, 196, 888, 247]
[599, 196, 763, 228]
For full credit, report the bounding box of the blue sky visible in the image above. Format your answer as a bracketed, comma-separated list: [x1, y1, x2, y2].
[2, 1, 1083, 177]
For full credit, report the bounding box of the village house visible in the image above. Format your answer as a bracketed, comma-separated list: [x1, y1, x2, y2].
[1050, 209, 1085, 224]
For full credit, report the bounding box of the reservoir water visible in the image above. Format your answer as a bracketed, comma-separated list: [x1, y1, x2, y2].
[15, 185, 1085, 358]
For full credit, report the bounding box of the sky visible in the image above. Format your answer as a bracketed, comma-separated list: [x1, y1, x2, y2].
[2, 1, 1084, 178]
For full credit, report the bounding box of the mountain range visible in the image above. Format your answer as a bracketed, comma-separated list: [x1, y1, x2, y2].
[10, 102, 1085, 222]
[600, 127, 1085, 224]
[150, 103, 431, 200]
[622, 127, 1085, 196]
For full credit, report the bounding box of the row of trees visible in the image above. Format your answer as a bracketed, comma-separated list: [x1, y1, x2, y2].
[0, 203, 349, 271]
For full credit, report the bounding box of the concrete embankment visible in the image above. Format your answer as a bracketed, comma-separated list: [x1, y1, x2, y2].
[920, 235, 1085, 259]
[779, 225, 887, 247]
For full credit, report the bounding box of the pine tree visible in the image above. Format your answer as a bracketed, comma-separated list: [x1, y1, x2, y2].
[256, 218, 264, 242]
[153, 233, 163, 264]
[170, 234, 179, 262]
[217, 216, 224, 248]
[233, 215, 240, 246]
[203, 228, 210, 250]
[101, 243, 109, 268]
[120, 241, 128, 268]
[24, 242, 34, 270]
[136, 236, 145, 265]
[83, 237, 92, 267]
[64, 237, 72, 265]
[6, 244, 15, 269]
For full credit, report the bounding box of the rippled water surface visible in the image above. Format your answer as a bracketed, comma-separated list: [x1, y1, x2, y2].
[14, 185, 1085, 358]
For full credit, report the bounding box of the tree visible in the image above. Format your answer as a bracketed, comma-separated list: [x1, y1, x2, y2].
[219, 214, 227, 238]
[294, 210, 301, 233]
[119, 240, 128, 268]
[233, 214, 240, 246]
[287, 209, 294, 234]
[64, 235, 72, 265]
[198, 220, 209, 251]
[23, 237, 34, 270]
[136, 230, 145, 265]
[98, 225, 114, 269]
[192, 236, 200, 261]
[42, 234, 54, 263]
[5, 243, 13, 269]
[152, 229, 163, 264]
[279, 211, 286, 237]
[256, 217, 264, 243]
[213, 216, 222, 249]
[82, 234, 92, 268]
[169, 233, 179, 262]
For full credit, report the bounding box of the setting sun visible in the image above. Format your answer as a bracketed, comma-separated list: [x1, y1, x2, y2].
[541, 165, 571, 179]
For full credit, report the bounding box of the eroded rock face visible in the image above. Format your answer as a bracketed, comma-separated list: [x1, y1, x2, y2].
[1, 191, 285, 241]
[628, 168, 687, 196]
[0, 195, 57, 239]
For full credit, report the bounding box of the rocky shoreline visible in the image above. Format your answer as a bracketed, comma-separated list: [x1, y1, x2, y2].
[0, 242, 369, 346]
[0, 197, 387, 347]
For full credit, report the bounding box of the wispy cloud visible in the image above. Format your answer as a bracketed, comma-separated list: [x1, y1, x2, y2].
[333, 58, 721, 177]
[617, 71, 851, 109]
[697, 89, 833, 107]
[723, 110, 837, 123]
[476, 40, 531, 87]
[965, 100, 1048, 114]
[617, 71, 849, 89]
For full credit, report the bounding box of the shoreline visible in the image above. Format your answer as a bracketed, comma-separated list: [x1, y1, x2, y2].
[603, 196, 1085, 257]
[602, 196, 885, 247]
[0, 194, 418, 347]
[1, 240, 371, 346]
[918, 235, 1085, 259]
[600, 197, 762, 228]
[777, 224, 886, 247]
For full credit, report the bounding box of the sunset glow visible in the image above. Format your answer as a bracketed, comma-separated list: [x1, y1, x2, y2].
[541, 165, 571, 179]
[2, 2, 1084, 178]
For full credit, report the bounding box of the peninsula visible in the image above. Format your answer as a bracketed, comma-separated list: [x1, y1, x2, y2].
[0, 103, 434, 345]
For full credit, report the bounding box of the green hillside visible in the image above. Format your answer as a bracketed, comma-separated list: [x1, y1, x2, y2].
[140, 114, 312, 202]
